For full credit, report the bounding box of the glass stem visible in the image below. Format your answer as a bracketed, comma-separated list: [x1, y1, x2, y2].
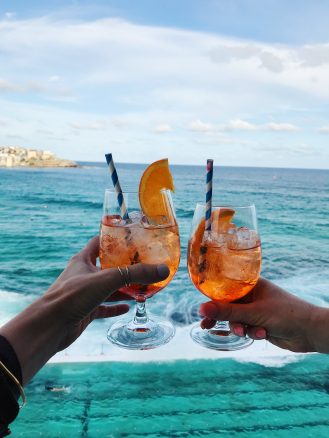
[133, 300, 149, 326]
[213, 320, 231, 333]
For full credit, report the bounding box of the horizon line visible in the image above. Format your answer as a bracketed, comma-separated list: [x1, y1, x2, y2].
[77, 160, 329, 172]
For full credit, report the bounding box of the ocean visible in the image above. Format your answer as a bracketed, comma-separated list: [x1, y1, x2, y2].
[1, 163, 329, 436]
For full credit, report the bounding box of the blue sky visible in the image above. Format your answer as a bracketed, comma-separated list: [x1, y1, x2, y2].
[0, 0, 329, 168]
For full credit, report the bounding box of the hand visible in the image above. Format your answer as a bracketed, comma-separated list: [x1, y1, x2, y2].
[45, 236, 170, 350]
[199, 277, 328, 353]
[0, 237, 170, 383]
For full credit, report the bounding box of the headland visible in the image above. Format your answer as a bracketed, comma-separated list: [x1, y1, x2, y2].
[0, 146, 78, 168]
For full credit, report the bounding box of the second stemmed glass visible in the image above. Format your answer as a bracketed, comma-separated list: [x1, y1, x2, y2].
[100, 189, 180, 350]
[187, 203, 262, 350]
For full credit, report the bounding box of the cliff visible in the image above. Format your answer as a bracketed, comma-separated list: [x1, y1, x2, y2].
[0, 146, 78, 168]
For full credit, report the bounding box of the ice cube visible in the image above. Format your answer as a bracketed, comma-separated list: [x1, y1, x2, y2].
[227, 227, 259, 250]
[142, 215, 170, 228]
[202, 230, 225, 247]
[102, 215, 122, 226]
[125, 210, 143, 226]
[144, 240, 169, 263]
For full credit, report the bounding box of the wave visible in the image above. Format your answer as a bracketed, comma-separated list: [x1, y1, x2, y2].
[18, 194, 102, 210]
[0, 289, 34, 325]
[0, 288, 305, 367]
[175, 208, 194, 218]
[274, 269, 329, 306]
[51, 323, 306, 368]
[1, 266, 328, 367]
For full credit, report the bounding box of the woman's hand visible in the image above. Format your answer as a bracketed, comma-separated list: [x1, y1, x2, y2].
[0, 237, 169, 383]
[200, 277, 329, 354]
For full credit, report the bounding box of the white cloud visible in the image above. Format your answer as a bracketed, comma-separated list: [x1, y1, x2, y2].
[298, 45, 329, 67]
[0, 117, 8, 126]
[154, 123, 172, 133]
[4, 12, 15, 19]
[264, 122, 300, 132]
[69, 121, 107, 130]
[223, 119, 256, 131]
[111, 118, 129, 128]
[0, 77, 75, 102]
[36, 128, 54, 135]
[318, 125, 329, 134]
[210, 44, 284, 74]
[209, 44, 260, 63]
[49, 75, 61, 82]
[259, 51, 284, 73]
[0, 78, 21, 93]
[188, 119, 213, 132]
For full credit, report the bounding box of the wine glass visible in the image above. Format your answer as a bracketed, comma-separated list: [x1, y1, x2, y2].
[187, 203, 261, 350]
[100, 189, 180, 349]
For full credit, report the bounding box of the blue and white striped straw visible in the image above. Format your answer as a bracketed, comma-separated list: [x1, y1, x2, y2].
[205, 159, 213, 231]
[105, 153, 129, 220]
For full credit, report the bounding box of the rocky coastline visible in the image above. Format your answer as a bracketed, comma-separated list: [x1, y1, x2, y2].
[0, 146, 78, 168]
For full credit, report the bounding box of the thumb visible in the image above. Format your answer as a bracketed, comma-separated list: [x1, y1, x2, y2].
[199, 301, 259, 326]
[81, 263, 170, 303]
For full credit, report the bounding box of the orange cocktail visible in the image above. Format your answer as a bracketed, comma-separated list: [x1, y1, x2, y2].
[188, 204, 261, 350]
[100, 213, 180, 300]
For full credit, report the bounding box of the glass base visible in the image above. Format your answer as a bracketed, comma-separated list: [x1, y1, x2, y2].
[107, 316, 175, 350]
[190, 323, 254, 351]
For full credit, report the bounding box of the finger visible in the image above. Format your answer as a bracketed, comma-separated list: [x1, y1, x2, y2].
[230, 323, 246, 337]
[82, 263, 170, 302]
[245, 326, 267, 340]
[128, 263, 170, 285]
[104, 291, 134, 302]
[91, 304, 130, 320]
[200, 318, 216, 330]
[199, 301, 260, 327]
[80, 236, 100, 265]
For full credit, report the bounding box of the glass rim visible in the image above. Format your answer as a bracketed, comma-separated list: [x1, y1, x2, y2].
[195, 202, 256, 209]
[104, 188, 172, 195]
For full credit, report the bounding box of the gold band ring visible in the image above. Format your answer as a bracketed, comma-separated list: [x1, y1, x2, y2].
[125, 265, 131, 286]
[117, 266, 131, 287]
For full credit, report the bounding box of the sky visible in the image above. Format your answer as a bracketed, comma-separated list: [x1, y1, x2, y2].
[0, 0, 329, 168]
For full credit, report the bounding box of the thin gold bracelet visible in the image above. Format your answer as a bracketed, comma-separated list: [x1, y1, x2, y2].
[0, 360, 26, 408]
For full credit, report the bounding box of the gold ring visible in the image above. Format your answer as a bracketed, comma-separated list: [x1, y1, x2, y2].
[125, 266, 131, 286]
[117, 266, 128, 287]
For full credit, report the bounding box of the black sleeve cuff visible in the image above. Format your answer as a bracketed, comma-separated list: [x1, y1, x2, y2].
[0, 334, 22, 432]
[0, 335, 22, 385]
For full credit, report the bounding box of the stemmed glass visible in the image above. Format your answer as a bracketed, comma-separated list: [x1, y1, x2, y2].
[100, 189, 180, 349]
[187, 203, 261, 350]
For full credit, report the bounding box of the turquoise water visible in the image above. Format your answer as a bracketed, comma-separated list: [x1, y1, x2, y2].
[1, 163, 329, 436]
[11, 357, 329, 437]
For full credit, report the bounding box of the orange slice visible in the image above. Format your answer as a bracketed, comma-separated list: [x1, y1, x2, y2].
[189, 208, 235, 276]
[211, 208, 235, 233]
[190, 208, 235, 251]
[139, 159, 175, 218]
[196, 208, 235, 237]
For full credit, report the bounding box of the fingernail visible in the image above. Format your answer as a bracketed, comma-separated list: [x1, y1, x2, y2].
[201, 318, 216, 330]
[200, 302, 218, 319]
[157, 264, 170, 279]
[233, 326, 245, 337]
[255, 328, 267, 339]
